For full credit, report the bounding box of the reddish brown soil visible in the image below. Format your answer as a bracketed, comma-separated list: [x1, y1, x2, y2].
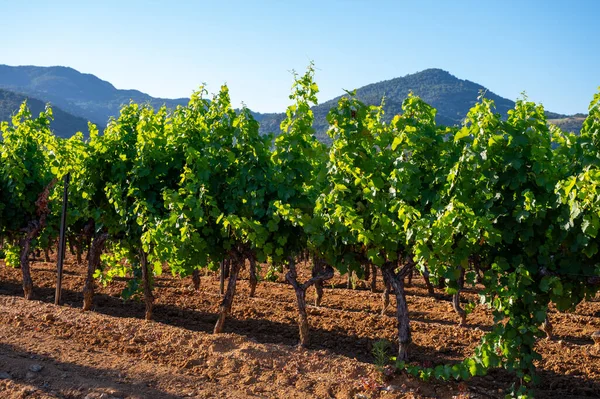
[0, 255, 599, 399]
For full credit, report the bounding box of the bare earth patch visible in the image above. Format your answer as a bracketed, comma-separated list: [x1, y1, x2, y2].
[0, 256, 598, 398]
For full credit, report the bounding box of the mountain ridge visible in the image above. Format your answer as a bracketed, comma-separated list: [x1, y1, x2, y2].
[0, 64, 584, 142]
[0, 64, 189, 128]
[253, 68, 580, 142]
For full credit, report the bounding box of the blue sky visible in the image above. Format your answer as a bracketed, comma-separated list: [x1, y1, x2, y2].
[0, 0, 598, 114]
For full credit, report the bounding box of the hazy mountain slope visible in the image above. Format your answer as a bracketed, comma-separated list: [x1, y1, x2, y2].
[547, 114, 587, 134]
[0, 65, 188, 126]
[0, 89, 91, 138]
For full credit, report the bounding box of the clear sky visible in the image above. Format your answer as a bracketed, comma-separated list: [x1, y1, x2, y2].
[0, 0, 598, 114]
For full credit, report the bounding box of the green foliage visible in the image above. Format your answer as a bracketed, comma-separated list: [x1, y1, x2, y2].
[2, 243, 20, 267]
[0, 101, 59, 239]
[93, 243, 131, 286]
[155, 83, 276, 277]
[408, 91, 600, 396]
[96, 101, 187, 294]
[271, 63, 327, 262]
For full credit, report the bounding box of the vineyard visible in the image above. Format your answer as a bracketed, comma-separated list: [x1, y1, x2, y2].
[1, 64, 600, 398]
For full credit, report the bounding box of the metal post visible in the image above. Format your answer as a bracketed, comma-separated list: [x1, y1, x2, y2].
[55, 173, 70, 305]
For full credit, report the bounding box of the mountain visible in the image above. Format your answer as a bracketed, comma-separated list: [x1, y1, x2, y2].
[547, 113, 587, 134]
[0, 65, 189, 127]
[256, 68, 585, 143]
[0, 89, 91, 138]
[0, 65, 585, 143]
[320, 68, 516, 126]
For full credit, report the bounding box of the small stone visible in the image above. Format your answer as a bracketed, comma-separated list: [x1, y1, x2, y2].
[29, 364, 43, 372]
[242, 376, 256, 385]
[0, 371, 12, 379]
[25, 371, 36, 380]
[42, 314, 55, 322]
[592, 331, 600, 345]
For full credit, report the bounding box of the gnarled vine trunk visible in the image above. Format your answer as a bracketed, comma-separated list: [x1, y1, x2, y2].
[20, 180, 56, 300]
[291, 272, 309, 346]
[224, 259, 231, 279]
[452, 266, 467, 326]
[347, 270, 353, 289]
[82, 231, 108, 311]
[422, 265, 435, 296]
[363, 262, 370, 282]
[192, 269, 201, 291]
[140, 250, 154, 321]
[405, 268, 413, 287]
[381, 271, 391, 315]
[541, 315, 553, 340]
[371, 264, 378, 292]
[219, 259, 230, 296]
[68, 237, 76, 256]
[438, 278, 446, 289]
[76, 238, 83, 265]
[83, 221, 94, 262]
[20, 227, 37, 300]
[249, 258, 257, 297]
[312, 257, 327, 306]
[214, 256, 242, 334]
[287, 257, 334, 347]
[381, 260, 413, 362]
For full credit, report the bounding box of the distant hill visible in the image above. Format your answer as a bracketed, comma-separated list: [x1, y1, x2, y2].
[0, 89, 91, 138]
[321, 68, 516, 126]
[0, 65, 585, 143]
[548, 113, 587, 134]
[255, 68, 585, 143]
[0, 65, 189, 127]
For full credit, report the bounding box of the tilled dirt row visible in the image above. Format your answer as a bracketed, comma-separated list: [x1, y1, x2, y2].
[0, 257, 599, 398]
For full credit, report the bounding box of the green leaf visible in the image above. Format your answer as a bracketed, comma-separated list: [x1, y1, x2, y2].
[454, 128, 470, 141]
